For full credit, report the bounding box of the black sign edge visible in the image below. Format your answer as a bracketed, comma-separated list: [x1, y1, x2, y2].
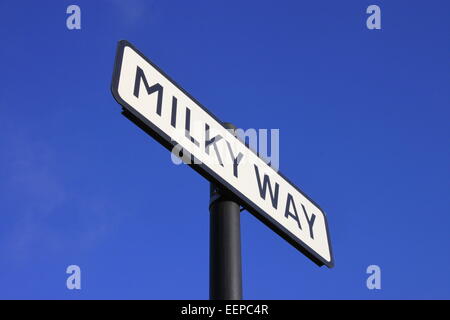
[110, 40, 335, 268]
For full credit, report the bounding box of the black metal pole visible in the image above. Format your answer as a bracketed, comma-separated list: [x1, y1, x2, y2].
[209, 123, 243, 300]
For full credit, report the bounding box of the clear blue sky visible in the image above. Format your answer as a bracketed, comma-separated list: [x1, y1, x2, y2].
[0, 0, 448, 299]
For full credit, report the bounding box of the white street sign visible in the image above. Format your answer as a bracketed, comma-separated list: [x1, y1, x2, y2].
[111, 40, 334, 267]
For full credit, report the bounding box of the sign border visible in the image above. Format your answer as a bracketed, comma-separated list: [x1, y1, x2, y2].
[111, 40, 334, 268]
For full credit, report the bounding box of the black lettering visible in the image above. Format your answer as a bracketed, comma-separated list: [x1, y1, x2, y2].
[170, 96, 177, 127]
[301, 204, 316, 239]
[133, 66, 163, 116]
[226, 141, 244, 178]
[254, 165, 279, 209]
[205, 123, 224, 167]
[205, 123, 223, 154]
[284, 193, 302, 230]
[185, 108, 200, 146]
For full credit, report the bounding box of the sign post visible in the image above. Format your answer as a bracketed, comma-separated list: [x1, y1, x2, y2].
[209, 123, 242, 300]
[111, 40, 334, 297]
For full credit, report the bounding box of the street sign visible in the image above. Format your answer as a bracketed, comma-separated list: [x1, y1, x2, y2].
[111, 40, 334, 268]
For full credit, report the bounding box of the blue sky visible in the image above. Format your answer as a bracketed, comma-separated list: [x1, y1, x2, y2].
[0, 0, 449, 299]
